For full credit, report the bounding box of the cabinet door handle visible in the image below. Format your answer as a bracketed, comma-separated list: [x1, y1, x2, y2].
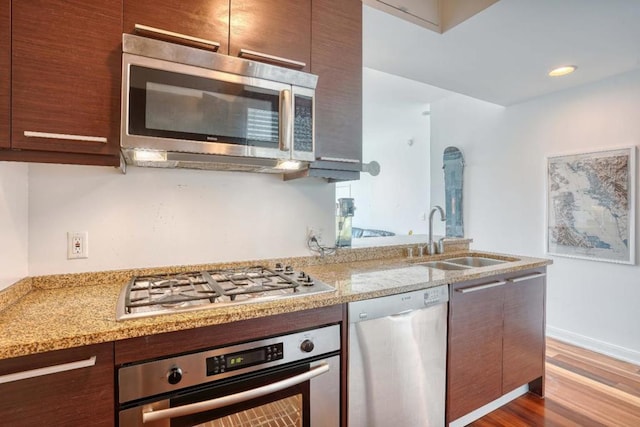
[0, 356, 96, 385]
[456, 280, 506, 294]
[143, 362, 329, 423]
[24, 131, 107, 144]
[238, 49, 306, 69]
[134, 24, 220, 51]
[509, 273, 546, 284]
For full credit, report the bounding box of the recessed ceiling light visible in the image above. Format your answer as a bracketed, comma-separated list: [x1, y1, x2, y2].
[548, 65, 577, 77]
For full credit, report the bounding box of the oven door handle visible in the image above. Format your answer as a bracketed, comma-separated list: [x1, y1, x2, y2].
[142, 361, 330, 423]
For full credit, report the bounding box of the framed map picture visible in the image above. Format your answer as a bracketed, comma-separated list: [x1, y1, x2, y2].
[546, 146, 636, 264]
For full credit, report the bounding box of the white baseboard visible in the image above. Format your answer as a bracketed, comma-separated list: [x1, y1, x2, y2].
[547, 326, 640, 365]
[448, 385, 529, 427]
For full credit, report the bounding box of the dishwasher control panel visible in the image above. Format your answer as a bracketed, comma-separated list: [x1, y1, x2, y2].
[424, 285, 449, 307]
[348, 284, 449, 323]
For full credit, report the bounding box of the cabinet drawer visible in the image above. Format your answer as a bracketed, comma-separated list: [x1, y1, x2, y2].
[0, 343, 114, 426]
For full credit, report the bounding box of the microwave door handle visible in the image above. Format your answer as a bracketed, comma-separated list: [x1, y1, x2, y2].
[142, 362, 330, 424]
[279, 89, 292, 152]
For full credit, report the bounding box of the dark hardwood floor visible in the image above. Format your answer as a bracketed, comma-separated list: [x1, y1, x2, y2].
[470, 338, 640, 426]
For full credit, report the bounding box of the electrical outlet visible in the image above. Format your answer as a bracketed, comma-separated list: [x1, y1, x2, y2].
[67, 231, 88, 259]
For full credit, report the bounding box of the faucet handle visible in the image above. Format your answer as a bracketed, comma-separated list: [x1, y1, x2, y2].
[417, 245, 426, 257]
[437, 237, 446, 254]
[407, 247, 414, 258]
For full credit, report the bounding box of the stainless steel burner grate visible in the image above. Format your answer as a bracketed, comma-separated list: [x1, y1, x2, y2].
[117, 265, 334, 320]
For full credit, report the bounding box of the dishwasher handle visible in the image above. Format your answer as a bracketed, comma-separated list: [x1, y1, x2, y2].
[390, 309, 414, 317]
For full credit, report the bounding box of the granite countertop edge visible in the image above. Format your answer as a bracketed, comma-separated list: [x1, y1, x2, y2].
[0, 248, 551, 360]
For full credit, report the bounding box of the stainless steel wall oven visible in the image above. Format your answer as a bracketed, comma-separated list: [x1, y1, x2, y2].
[118, 325, 340, 426]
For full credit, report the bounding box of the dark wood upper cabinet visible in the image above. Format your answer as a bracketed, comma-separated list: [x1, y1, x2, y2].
[0, 0, 9, 148]
[229, 0, 311, 71]
[311, 0, 362, 165]
[124, 0, 230, 54]
[0, 343, 114, 426]
[502, 272, 546, 393]
[4, 0, 363, 171]
[10, 0, 121, 163]
[447, 277, 505, 422]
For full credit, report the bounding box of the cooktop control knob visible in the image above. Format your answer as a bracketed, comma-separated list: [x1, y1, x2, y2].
[167, 367, 183, 385]
[274, 263, 283, 272]
[298, 272, 314, 286]
[284, 265, 294, 274]
[300, 339, 315, 353]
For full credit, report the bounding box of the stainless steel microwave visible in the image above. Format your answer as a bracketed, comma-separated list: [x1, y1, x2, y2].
[120, 34, 318, 173]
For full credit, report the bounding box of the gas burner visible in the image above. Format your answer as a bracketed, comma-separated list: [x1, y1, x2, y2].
[117, 265, 335, 320]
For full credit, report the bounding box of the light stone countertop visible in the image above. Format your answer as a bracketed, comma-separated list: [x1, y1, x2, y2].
[0, 247, 551, 361]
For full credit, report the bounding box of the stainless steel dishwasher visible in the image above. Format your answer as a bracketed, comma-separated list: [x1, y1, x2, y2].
[348, 285, 448, 427]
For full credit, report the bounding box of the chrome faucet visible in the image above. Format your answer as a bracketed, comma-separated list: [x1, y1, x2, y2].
[428, 206, 446, 255]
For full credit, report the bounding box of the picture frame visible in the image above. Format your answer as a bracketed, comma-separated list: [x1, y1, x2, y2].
[546, 146, 636, 264]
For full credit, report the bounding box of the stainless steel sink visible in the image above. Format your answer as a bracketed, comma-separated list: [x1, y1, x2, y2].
[414, 255, 513, 271]
[444, 256, 507, 267]
[418, 261, 471, 271]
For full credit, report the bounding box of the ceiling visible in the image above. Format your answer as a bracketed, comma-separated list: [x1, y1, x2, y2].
[363, 0, 640, 106]
[363, 67, 452, 108]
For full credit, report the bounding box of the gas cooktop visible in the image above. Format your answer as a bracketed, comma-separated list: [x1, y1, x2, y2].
[116, 264, 335, 320]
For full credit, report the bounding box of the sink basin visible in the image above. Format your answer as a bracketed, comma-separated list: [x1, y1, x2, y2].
[444, 256, 507, 267]
[412, 254, 515, 271]
[418, 261, 471, 271]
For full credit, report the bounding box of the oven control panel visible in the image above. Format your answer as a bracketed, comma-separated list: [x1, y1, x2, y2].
[206, 343, 284, 376]
[118, 324, 340, 404]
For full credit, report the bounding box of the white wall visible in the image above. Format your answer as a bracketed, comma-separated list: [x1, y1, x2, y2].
[343, 68, 449, 235]
[27, 164, 334, 275]
[0, 162, 29, 290]
[430, 69, 640, 364]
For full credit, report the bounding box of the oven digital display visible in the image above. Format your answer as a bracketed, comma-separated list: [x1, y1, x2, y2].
[227, 348, 265, 369]
[206, 343, 284, 376]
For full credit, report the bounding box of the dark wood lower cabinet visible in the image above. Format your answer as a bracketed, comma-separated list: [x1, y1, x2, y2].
[503, 271, 546, 394]
[0, 342, 114, 426]
[447, 276, 505, 422]
[447, 268, 547, 423]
